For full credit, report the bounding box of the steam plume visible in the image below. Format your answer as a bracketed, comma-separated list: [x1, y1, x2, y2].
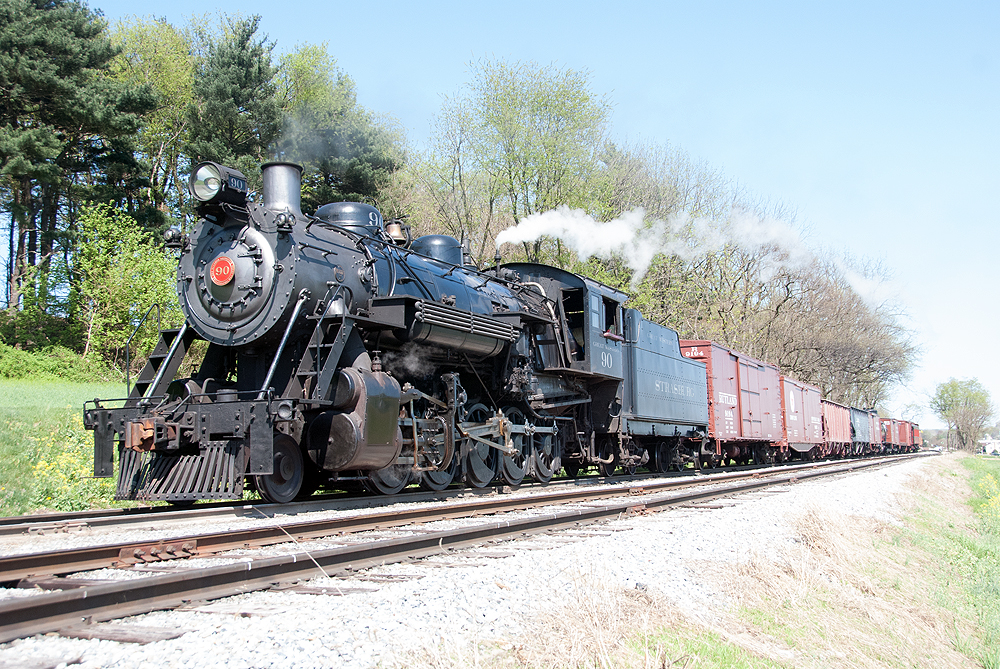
[494, 206, 894, 305]
[494, 206, 813, 287]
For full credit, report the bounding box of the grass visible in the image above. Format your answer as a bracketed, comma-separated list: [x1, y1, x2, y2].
[959, 456, 1000, 667]
[726, 453, 1000, 668]
[395, 453, 1000, 668]
[0, 378, 125, 515]
[402, 574, 784, 668]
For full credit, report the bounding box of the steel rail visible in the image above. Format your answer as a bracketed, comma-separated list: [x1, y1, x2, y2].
[0, 472, 683, 534]
[0, 455, 928, 584]
[0, 456, 921, 583]
[0, 453, 926, 537]
[0, 452, 930, 536]
[0, 454, 924, 642]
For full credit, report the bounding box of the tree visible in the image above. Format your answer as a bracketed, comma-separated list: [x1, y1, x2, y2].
[273, 43, 404, 211]
[930, 378, 995, 451]
[75, 203, 181, 371]
[394, 58, 610, 264]
[0, 0, 153, 310]
[110, 16, 196, 223]
[185, 14, 281, 189]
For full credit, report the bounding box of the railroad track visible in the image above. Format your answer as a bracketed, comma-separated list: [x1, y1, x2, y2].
[0, 453, 930, 643]
[0, 454, 915, 537]
[0, 456, 906, 561]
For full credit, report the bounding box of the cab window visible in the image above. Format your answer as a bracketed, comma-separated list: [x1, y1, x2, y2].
[602, 296, 621, 336]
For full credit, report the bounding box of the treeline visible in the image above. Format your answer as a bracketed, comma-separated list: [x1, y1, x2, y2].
[0, 2, 914, 409]
[0, 0, 401, 369]
[386, 60, 914, 408]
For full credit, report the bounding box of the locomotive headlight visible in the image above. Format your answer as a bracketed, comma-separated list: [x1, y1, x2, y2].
[189, 162, 248, 205]
[191, 165, 221, 200]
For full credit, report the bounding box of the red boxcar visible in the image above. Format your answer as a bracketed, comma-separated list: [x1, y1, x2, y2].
[898, 421, 913, 449]
[680, 341, 784, 460]
[822, 400, 853, 457]
[869, 412, 883, 451]
[880, 418, 900, 451]
[780, 376, 823, 454]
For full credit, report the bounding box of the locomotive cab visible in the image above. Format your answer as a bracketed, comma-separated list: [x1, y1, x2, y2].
[501, 263, 626, 379]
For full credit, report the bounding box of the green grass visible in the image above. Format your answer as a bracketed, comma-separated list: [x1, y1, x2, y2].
[960, 456, 1000, 668]
[0, 378, 124, 515]
[641, 629, 786, 668]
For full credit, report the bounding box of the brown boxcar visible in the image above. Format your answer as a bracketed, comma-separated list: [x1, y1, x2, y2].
[869, 412, 882, 452]
[679, 341, 783, 462]
[780, 376, 823, 454]
[880, 418, 900, 452]
[822, 400, 853, 457]
[898, 421, 913, 449]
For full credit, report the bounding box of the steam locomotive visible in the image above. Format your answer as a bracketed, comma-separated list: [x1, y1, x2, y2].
[83, 161, 913, 504]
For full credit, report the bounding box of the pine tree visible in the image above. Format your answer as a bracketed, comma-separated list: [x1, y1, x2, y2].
[185, 15, 281, 188]
[0, 0, 153, 316]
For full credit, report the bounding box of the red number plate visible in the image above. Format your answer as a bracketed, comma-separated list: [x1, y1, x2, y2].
[210, 256, 235, 286]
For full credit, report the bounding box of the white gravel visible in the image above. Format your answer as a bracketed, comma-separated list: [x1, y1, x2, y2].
[0, 458, 930, 669]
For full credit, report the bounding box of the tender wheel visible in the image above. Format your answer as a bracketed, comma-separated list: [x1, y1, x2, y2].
[463, 404, 497, 488]
[652, 442, 671, 473]
[500, 406, 528, 487]
[597, 440, 618, 477]
[365, 463, 412, 495]
[255, 434, 304, 504]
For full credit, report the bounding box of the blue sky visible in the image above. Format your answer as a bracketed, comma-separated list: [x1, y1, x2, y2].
[90, 0, 999, 429]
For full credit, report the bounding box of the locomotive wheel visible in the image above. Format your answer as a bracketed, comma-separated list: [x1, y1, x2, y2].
[298, 458, 323, 498]
[597, 440, 618, 477]
[463, 404, 498, 488]
[500, 407, 528, 487]
[419, 456, 457, 491]
[365, 464, 412, 495]
[531, 432, 557, 484]
[255, 434, 304, 504]
[563, 462, 581, 478]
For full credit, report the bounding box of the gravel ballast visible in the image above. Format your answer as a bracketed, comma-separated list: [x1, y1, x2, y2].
[0, 457, 931, 669]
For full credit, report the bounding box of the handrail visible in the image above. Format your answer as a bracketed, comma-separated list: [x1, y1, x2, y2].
[126, 303, 161, 396]
[146, 322, 189, 404]
[257, 290, 310, 399]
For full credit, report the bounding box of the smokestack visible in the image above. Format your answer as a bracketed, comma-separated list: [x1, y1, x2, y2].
[261, 162, 303, 218]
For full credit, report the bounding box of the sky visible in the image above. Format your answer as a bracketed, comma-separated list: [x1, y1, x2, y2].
[86, 0, 999, 429]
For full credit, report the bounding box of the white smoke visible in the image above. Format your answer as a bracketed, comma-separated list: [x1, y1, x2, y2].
[494, 206, 899, 307]
[381, 343, 437, 378]
[837, 262, 896, 307]
[494, 206, 815, 287]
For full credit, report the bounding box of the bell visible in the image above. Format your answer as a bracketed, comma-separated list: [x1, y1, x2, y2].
[386, 220, 407, 244]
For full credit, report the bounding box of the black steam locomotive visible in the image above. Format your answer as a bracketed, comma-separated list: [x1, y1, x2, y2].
[84, 161, 711, 503]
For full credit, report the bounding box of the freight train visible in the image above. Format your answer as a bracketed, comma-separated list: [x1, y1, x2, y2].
[83, 161, 920, 504]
